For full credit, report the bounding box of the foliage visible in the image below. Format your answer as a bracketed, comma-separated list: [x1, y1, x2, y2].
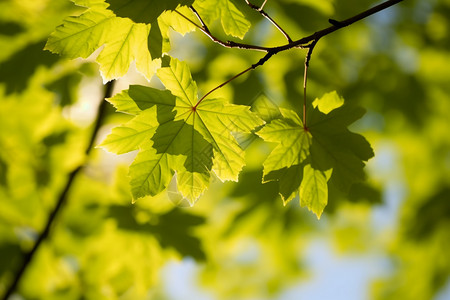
[258, 91, 373, 217]
[44, 0, 379, 216]
[1, 0, 450, 299]
[100, 58, 263, 203]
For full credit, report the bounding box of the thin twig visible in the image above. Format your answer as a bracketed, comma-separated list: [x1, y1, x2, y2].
[244, 0, 293, 42]
[1, 81, 115, 300]
[260, 0, 268, 10]
[179, 0, 402, 55]
[175, 8, 271, 52]
[303, 40, 318, 129]
[193, 0, 403, 104]
[189, 6, 208, 30]
[195, 66, 253, 107]
[268, 0, 404, 52]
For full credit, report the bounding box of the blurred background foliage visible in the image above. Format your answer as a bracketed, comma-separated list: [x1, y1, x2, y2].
[0, 0, 449, 299]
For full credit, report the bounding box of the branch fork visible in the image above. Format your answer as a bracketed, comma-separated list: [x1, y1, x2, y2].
[178, 0, 404, 106]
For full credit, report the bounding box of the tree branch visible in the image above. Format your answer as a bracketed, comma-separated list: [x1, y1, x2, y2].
[184, 0, 403, 56]
[195, 0, 403, 101]
[269, 0, 404, 52]
[1, 81, 115, 300]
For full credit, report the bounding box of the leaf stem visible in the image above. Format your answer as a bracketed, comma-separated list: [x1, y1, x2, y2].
[1, 81, 115, 300]
[195, 52, 274, 107]
[303, 61, 308, 129]
[195, 66, 253, 107]
[302, 40, 317, 129]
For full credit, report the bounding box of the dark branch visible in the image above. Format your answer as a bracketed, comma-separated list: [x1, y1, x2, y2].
[181, 0, 403, 56]
[193, 0, 403, 102]
[270, 0, 404, 52]
[305, 40, 318, 68]
[1, 81, 115, 300]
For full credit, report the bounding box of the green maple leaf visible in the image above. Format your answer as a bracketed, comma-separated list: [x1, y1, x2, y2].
[100, 58, 263, 203]
[45, 1, 197, 80]
[193, 0, 251, 39]
[145, 6, 197, 60]
[104, 0, 195, 24]
[45, 6, 159, 82]
[257, 91, 374, 218]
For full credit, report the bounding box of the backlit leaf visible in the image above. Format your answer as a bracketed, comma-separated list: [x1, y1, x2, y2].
[258, 91, 373, 218]
[45, 8, 158, 82]
[105, 0, 195, 24]
[100, 58, 263, 203]
[193, 0, 251, 38]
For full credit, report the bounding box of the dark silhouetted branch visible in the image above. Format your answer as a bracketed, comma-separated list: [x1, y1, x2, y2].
[1, 81, 115, 300]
